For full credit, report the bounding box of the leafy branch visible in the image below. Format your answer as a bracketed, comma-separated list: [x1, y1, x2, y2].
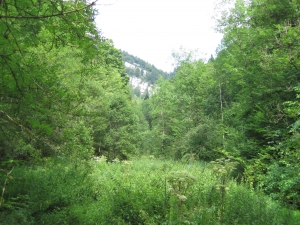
[0, 0, 98, 19]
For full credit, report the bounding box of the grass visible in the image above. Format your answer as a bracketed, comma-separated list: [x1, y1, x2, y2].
[1, 156, 299, 224]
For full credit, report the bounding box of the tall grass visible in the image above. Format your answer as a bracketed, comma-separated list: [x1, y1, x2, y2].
[1, 156, 299, 224]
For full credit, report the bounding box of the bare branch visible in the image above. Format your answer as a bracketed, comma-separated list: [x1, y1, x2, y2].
[0, 166, 15, 207]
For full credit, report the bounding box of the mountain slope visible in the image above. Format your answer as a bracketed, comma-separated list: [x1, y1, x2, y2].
[122, 51, 172, 97]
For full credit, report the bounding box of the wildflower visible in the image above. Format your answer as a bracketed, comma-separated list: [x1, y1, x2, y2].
[177, 194, 187, 201]
[123, 160, 132, 165]
[93, 156, 100, 161]
[99, 155, 107, 162]
[112, 158, 120, 163]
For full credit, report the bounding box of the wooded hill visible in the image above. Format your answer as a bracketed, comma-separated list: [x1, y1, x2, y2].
[122, 51, 172, 84]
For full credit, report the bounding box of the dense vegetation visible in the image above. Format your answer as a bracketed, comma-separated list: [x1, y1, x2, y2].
[1, 0, 300, 224]
[142, 0, 300, 210]
[2, 157, 300, 224]
[0, 0, 140, 162]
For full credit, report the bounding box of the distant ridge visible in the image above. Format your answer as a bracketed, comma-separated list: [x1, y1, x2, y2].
[122, 51, 172, 97]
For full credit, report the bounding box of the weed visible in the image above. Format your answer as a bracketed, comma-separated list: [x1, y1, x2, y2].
[0, 157, 299, 224]
[208, 157, 238, 224]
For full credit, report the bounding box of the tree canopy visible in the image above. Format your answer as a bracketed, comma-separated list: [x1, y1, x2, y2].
[0, 0, 140, 161]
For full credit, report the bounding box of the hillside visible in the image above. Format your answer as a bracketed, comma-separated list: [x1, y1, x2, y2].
[122, 51, 173, 97]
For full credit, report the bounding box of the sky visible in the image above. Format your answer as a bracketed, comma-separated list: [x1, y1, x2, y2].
[95, 0, 223, 72]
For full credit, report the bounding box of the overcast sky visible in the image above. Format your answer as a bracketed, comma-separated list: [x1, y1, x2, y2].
[95, 0, 223, 72]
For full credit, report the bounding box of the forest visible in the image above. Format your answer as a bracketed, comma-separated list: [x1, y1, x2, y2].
[1, 0, 300, 224]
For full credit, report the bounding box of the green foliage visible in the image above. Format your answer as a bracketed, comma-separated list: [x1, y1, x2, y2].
[148, 78, 181, 155]
[167, 170, 196, 223]
[1, 157, 299, 224]
[208, 157, 239, 223]
[174, 118, 223, 161]
[262, 164, 300, 209]
[101, 94, 140, 160]
[2, 0, 300, 220]
[145, 52, 224, 160]
[0, 0, 139, 162]
[209, 157, 239, 186]
[211, 0, 300, 208]
[256, 87, 300, 208]
[127, 0, 300, 210]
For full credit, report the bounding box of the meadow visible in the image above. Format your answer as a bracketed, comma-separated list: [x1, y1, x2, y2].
[1, 156, 299, 224]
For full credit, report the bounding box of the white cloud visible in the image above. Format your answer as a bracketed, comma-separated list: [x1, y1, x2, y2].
[95, 0, 223, 72]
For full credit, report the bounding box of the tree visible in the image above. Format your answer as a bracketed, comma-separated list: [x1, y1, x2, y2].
[0, 0, 99, 159]
[213, 0, 300, 206]
[0, 0, 139, 161]
[147, 78, 180, 155]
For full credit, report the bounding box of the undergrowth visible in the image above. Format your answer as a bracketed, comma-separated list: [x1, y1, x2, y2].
[0, 156, 299, 224]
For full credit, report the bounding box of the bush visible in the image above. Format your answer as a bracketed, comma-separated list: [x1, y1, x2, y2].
[262, 163, 300, 209]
